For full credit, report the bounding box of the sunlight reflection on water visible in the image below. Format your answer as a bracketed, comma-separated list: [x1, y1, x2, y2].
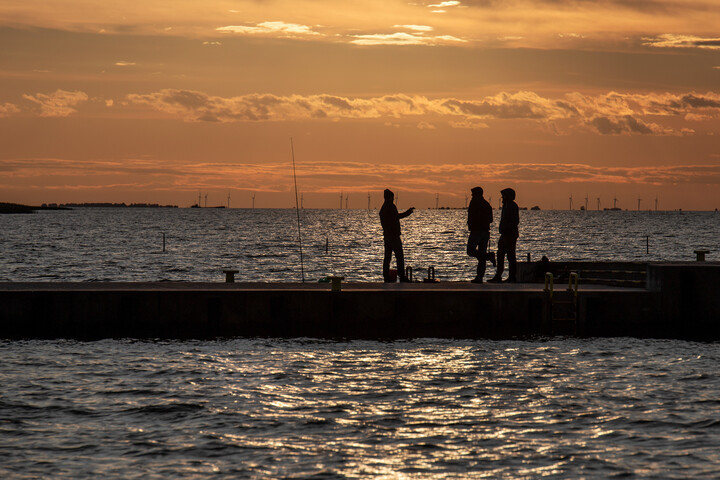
[0, 208, 718, 282]
[1, 338, 719, 478]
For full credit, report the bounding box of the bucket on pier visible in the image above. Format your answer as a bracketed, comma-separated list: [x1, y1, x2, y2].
[386, 269, 398, 283]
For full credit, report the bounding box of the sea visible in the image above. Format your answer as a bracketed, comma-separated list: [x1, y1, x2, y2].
[1, 208, 720, 478]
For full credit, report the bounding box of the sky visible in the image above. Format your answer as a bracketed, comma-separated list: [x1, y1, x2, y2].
[1, 0, 719, 209]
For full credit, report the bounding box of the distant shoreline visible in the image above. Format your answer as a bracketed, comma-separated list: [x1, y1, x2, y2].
[0, 202, 179, 213]
[0, 202, 71, 214]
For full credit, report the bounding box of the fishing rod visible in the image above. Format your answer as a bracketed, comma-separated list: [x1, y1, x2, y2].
[290, 137, 305, 283]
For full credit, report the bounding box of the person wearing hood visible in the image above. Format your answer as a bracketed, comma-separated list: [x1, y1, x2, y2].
[379, 189, 415, 282]
[467, 186, 495, 283]
[489, 188, 519, 283]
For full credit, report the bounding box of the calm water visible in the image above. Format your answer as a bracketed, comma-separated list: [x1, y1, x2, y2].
[1, 338, 719, 479]
[1, 208, 718, 282]
[2, 209, 720, 478]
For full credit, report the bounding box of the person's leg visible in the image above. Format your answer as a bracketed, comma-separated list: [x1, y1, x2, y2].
[467, 234, 478, 258]
[394, 237, 406, 280]
[474, 231, 488, 279]
[506, 236, 518, 282]
[383, 238, 393, 281]
[489, 235, 506, 282]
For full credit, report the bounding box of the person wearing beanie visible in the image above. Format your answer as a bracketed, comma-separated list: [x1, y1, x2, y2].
[467, 186, 495, 283]
[379, 189, 415, 282]
[489, 187, 519, 283]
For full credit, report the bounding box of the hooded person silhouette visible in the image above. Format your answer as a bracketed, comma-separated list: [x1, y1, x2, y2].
[379, 189, 414, 282]
[466, 186, 495, 283]
[489, 188, 519, 283]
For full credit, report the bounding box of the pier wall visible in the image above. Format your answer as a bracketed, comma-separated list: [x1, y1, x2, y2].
[0, 286, 674, 340]
[1, 289, 551, 340]
[2, 261, 718, 340]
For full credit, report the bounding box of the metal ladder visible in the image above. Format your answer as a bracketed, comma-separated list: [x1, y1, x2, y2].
[545, 272, 579, 335]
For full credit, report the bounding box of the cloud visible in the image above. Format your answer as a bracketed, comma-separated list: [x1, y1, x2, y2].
[0, 102, 20, 117]
[202, 41, 222, 46]
[5, 158, 720, 196]
[644, 34, 720, 50]
[217, 21, 320, 37]
[114, 61, 136, 66]
[428, 1, 461, 7]
[588, 115, 658, 135]
[1, 0, 720, 52]
[449, 120, 489, 129]
[125, 88, 720, 136]
[22, 90, 88, 117]
[393, 24, 433, 32]
[350, 32, 466, 45]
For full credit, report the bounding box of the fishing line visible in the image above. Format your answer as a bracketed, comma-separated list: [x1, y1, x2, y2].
[290, 138, 305, 283]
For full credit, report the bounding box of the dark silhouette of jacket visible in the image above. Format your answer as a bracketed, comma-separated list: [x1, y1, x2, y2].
[499, 200, 519, 236]
[467, 197, 493, 232]
[380, 201, 411, 237]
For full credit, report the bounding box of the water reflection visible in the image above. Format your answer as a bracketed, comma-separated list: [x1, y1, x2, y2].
[2, 339, 720, 477]
[0, 208, 718, 282]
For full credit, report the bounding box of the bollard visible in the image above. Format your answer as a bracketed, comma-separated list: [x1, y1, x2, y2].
[328, 276, 344, 292]
[162, 233, 166, 253]
[527, 253, 531, 262]
[424, 266, 438, 283]
[646, 236, 649, 254]
[405, 266, 413, 282]
[223, 269, 239, 283]
[694, 250, 710, 261]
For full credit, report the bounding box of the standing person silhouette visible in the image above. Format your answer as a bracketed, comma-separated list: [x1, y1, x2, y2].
[379, 189, 414, 282]
[489, 188, 519, 283]
[467, 186, 495, 283]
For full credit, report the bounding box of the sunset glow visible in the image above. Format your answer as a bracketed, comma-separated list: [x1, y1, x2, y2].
[1, 0, 719, 209]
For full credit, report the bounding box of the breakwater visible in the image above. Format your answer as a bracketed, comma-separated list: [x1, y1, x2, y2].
[1, 262, 718, 340]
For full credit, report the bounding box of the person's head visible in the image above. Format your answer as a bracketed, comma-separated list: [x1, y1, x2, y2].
[384, 189, 394, 201]
[500, 188, 516, 202]
[471, 186, 483, 197]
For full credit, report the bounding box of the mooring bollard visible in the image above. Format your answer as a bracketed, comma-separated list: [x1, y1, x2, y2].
[223, 269, 239, 283]
[424, 266, 439, 283]
[328, 276, 344, 292]
[694, 250, 710, 261]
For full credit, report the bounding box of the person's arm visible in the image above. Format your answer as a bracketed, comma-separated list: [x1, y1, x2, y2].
[483, 202, 492, 225]
[398, 207, 415, 219]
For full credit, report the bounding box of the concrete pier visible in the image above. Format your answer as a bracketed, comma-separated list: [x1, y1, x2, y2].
[1, 263, 718, 340]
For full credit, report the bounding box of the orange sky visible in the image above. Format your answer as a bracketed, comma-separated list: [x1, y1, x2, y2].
[1, 0, 719, 209]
